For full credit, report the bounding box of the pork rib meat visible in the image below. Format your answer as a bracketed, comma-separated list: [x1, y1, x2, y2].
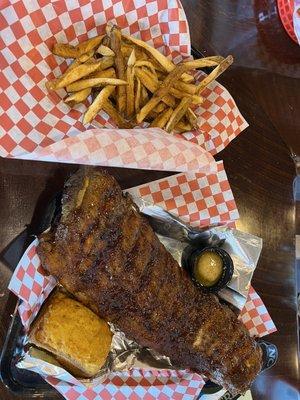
[38, 169, 262, 394]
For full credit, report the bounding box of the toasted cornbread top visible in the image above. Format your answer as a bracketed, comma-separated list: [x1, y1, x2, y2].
[30, 291, 112, 376]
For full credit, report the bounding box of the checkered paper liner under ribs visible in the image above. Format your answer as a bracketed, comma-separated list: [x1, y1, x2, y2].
[8, 170, 276, 400]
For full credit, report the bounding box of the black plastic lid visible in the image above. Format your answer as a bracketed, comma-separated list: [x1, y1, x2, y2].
[182, 245, 234, 293]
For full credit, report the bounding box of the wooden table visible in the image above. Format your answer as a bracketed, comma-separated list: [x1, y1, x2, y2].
[0, 1, 299, 399]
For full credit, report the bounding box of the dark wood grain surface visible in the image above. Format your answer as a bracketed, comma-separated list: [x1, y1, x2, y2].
[1, 1, 299, 399]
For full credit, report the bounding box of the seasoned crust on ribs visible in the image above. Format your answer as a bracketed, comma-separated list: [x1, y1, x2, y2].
[38, 169, 262, 395]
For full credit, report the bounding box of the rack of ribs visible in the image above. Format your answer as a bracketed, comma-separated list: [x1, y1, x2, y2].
[38, 168, 262, 395]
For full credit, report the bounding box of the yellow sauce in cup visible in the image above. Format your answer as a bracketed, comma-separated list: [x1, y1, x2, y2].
[193, 251, 223, 287]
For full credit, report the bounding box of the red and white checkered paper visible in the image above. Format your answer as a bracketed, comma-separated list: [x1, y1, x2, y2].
[16, 127, 216, 174]
[20, 359, 205, 400]
[10, 238, 56, 328]
[0, 0, 248, 165]
[239, 287, 276, 337]
[8, 172, 276, 400]
[127, 161, 238, 227]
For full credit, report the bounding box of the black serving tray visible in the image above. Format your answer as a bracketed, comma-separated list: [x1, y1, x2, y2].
[0, 300, 62, 399]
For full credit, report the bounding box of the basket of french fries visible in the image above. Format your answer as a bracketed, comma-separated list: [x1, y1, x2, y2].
[48, 24, 233, 133]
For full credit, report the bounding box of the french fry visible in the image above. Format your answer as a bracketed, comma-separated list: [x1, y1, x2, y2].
[153, 102, 167, 113]
[65, 50, 95, 73]
[103, 99, 133, 128]
[186, 108, 198, 129]
[77, 51, 95, 63]
[141, 67, 159, 85]
[62, 59, 81, 76]
[126, 50, 136, 118]
[174, 120, 192, 133]
[105, 24, 113, 35]
[97, 44, 115, 57]
[165, 97, 193, 133]
[102, 35, 111, 47]
[141, 85, 149, 107]
[65, 88, 91, 104]
[47, 58, 114, 90]
[134, 68, 175, 108]
[135, 77, 142, 114]
[149, 107, 173, 129]
[136, 67, 159, 89]
[83, 85, 115, 124]
[182, 56, 224, 69]
[190, 96, 203, 106]
[75, 35, 104, 55]
[66, 77, 127, 92]
[52, 43, 78, 59]
[181, 73, 194, 83]
[88, 67, 116, 79]
[47, 62, 99, 90]
[133, 48, 148, 61]
[136, 96, 162, 123]
[52, 36, 104, 58]
[122, 33, 193, 82]
[196, 55, 233, 94]
[86, 56, 115, 71]
[172, 80, 197, 95]
[121, 44, 134, 57]
[160, 63, 193, 87]
[161, 95, 176, 108]
[170, 87, 203, 104]
[110, 27, 126, 114]
[134, 68, 156, 92]
[150, 59, 166, 72]
[134, 60, 156, 76]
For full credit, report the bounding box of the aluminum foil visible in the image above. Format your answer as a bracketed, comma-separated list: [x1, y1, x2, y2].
[158, 227, 262, 311]
[18, 197, 263, 383]
[214, 227, 262, 310]
[109, 324, 175, 371]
